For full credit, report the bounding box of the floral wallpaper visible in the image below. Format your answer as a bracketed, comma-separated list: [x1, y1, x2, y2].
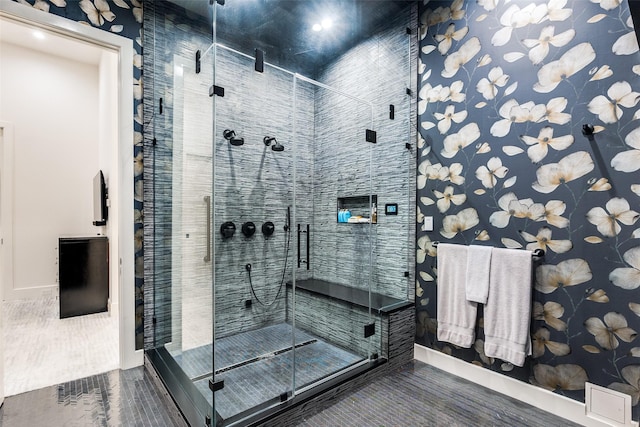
[11, 0, 145, 348]
[416, 0, 640, 415]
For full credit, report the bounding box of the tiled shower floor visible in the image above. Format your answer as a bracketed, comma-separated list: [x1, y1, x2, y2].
[169, 323, 363, 421]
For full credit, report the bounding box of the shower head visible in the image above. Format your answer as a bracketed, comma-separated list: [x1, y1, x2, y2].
[223, 129, 244, 146]
[264, 136, 284, 152]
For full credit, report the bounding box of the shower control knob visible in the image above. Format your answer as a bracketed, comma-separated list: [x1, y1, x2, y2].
[262, 221, 275, 237]
[242, 222, 256, 237]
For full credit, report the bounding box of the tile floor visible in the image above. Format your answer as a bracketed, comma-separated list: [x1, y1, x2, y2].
[2, 297, 119, 396]
[0, 359, 584, 427]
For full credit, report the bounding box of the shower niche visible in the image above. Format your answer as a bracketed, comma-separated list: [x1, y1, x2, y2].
[337, 195, 378, 224]
[145, 0, 416, 426]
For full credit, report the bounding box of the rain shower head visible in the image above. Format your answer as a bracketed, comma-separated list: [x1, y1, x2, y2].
[264, 136, 284, 152]
[223, 129, 244, 146]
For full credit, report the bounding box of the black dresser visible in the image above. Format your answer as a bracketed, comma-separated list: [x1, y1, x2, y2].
[58, 236, 109, 319]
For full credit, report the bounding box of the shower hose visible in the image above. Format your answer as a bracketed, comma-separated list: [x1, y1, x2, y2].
[246, 225, 291, 307]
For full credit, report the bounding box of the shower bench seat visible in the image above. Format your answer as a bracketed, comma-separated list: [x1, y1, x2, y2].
[287, 278, 412, 314]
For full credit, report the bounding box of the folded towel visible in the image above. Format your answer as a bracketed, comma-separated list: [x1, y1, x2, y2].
[484, 247, 533, 367]
[465, 245, 493, 304]
[436, 243, 477, 348]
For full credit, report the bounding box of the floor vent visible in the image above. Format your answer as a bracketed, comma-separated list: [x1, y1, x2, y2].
[585, 382, 636, 427]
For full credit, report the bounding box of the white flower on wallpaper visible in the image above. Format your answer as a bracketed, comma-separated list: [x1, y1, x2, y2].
[475, 157, 508, 188]
[533, 301, 567, 332]
[520, 226, 572, 254]
[79, 0, 115, 27]
[532, 327, 570, 357]
[532, 151, 595, 193]
[610, 366, 640, 406]
[435, 23, 469, 54]
[476, 66, 509, 100]
[433, 185, 467, 213]
[533, 42, 596, 93]
[441, 122, 481, 157]
[588, 177, 612, 191]
[417, 235, 437, 264]
[421, 0, 464, 30]
[434, 105, 467, 134]
[490, 99, 546, 137]
[418, 80, 466, 116]
[19, 0, 67, 12]
[440, 207, 480, 238]
[546, 0, 572, 21]
[591, 0, 622, 11]
[589, 65, 614, 81]
[491, 3, 548, 47]
[520, 126, 574, 162]
[586, 197, 639, 237]
[543, 97, 571, 124]
[535, 258, 593, 294]
[610, 246, 640, 290]
[523, 26, 575, 65]
[442, 37, 481, 78]
[587, 81, 640, 123]
[489, 192, 545, 228]
[613, 31, 639, 56]
[585, 312, 637, 350]
[612, 126, 640, 172]
[533, 364, 589, 391]
[543, 200, 569, 228]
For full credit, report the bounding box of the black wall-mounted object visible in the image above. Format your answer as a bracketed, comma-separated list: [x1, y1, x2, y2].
[262, 221, 275, 237]
[59, 236, 109, 318]
[365, 129, 377, 143]
[195, 50, 201, 74]
[389, 104, 395, 120]
[92, 170, 108, 226]
[385, 203, 398, 215]
[255, 48, 264, 73]
[209, 85, 224, 97]
[242, 221, 256, 237]
[220, 221, 236, 239]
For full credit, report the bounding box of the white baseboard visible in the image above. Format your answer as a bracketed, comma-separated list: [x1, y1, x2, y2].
[414, 344, 635, 427]
[3, 285, 58, 301]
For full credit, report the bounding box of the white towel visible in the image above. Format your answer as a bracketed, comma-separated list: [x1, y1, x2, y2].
[436, 243, 477, 348]
[465, 245, 492, 304]
[484, 247, 533, 367]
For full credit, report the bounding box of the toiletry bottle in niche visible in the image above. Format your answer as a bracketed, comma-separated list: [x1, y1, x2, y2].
[344, 209, 351, 223]
[372, 203, 377, 223]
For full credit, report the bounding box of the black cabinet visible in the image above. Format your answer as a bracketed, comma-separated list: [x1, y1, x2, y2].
[59, 236, 109, 319]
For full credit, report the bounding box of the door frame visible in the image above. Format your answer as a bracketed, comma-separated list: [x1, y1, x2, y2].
[0, 1, 142, 370]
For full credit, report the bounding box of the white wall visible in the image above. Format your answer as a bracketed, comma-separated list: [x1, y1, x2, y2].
[0, 42, 100, 299]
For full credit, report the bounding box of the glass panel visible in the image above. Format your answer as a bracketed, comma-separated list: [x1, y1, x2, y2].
[210, 44, 296, 422]
[292, 76, 376, 394]
[147, 1, 216, 425]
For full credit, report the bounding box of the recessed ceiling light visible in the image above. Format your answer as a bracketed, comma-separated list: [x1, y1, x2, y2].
[312, 23, 322, 32]
[33, 30, 45, 40]
[321, 18, 333, 29]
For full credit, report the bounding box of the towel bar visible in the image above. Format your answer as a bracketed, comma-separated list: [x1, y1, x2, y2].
[431, 241, 544, 258]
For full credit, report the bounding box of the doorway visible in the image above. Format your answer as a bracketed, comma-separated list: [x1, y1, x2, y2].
[0, 1, 140, 397]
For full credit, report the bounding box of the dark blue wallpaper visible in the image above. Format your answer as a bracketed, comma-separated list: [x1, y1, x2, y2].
[416, 0, 640, 416]
[11, 0, 145, 348]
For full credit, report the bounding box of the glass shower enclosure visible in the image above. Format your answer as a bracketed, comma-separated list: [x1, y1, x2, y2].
[145, 1, 415, 426]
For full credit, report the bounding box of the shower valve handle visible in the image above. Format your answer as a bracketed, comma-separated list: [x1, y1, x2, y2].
[245, 263, 252, 272]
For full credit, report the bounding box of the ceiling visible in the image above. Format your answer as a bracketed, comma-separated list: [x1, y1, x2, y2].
[168, 0, 415, 76]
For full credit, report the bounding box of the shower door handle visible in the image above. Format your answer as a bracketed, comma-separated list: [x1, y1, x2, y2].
[297, 224, 309, 270]
[204, 195, 211, 262]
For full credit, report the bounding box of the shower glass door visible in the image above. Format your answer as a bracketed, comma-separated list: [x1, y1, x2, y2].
[210, 42, 296, 423]
[291, 76, 378, 395]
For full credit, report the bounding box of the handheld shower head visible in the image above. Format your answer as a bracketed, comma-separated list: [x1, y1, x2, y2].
[263, 136, 284, 152]
[223, 129, 244, 146]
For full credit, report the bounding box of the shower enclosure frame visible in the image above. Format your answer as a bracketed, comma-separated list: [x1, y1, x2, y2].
[144, 1, 417, 426]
